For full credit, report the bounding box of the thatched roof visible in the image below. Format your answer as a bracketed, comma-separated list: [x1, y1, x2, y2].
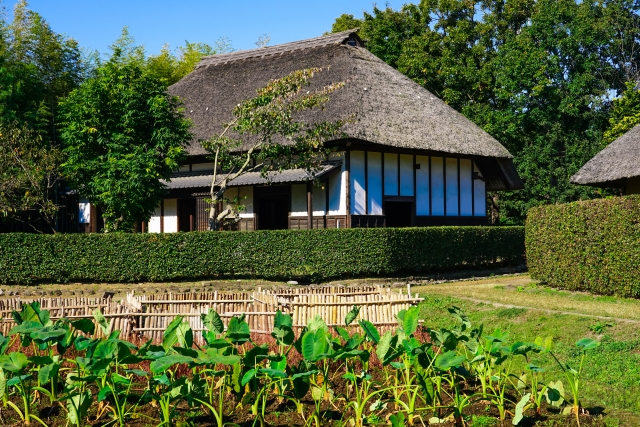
[164, 163, 340, 189]
[169, 30, 522, 190]
[571, 124, 640, 187]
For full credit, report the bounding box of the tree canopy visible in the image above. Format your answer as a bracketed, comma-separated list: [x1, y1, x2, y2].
[58, 58, 192, 232]
[332, 0, 640, 223]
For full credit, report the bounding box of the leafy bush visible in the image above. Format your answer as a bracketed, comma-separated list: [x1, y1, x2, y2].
[526, 195, 640, 297]
[0, 227, 524, 284]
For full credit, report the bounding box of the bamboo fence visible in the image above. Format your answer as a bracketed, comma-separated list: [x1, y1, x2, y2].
[127, 285, 423, 341]
[0, 296, 135, 338]
[0, 285, 424, 343]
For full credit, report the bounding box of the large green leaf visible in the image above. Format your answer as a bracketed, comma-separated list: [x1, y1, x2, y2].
[93, 308, 110, 336]
[274, 310, 293, 329]
[71, 318, 96, 335]
[163, 316, 193, 350]
[149, 354, 194, 374]
[307, 315, 328, 333]
[67, 390, 92, 426]
[226, 316, 250, 344]
[345, 305, 360, 326]
[0, 352, 29, 372]
[201, 309, 224, 335]
[38, 362, 60, 384]
[434, 351, 465, 371]
[576, 338, 599, 351]
[31, 325, 67, 343]
[301, 328, 330, 362]
[400, 306, 419, 336]
[512, 393, 531, 425]
[359, 319, 380, 344]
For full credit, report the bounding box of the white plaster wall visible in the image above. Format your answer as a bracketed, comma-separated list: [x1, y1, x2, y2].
[148, 204, 162, 233]
[445, 158, 459, 216]
[367, 152, 383, 215]
[78, 199, 91, 224]
[191, 162, 215, 172]
[312, 184, 326, 216]
[473, 163, 486, 216]
[328, 163, 346, 215]
[291, 183, 307, 216]
[400, 154, 414, 196]
[350, 150, 366, 215]
[178, 165, 190, 173]
[459, 159, 473, 216]
[415, 156, 430, 215]
[383, 153, 398, 196]
[163, 199, 178, 233]
[238, 186, 254, 218]
[431, 157, 445, 215]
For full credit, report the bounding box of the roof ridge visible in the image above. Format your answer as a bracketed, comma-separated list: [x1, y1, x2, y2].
[196, 29, 359, 68]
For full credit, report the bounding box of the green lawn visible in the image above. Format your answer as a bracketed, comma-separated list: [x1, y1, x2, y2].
[415, 276, 640, 426]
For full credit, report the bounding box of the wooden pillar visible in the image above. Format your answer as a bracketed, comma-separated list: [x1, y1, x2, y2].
[141, 221, 146, 233]
[90, 204, 97, 233]
[189, 213, 194, 232]
[307, 181, 313, 230]
[345, 150, 351, 228]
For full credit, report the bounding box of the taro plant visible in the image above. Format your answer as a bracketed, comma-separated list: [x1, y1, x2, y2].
[550, 338, 600, 427]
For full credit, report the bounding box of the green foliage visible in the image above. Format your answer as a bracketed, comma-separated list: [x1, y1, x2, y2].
[526, 195, 640, 297]
[204, 67, 347, 230]
[0, 0, 91, 139]
[58, 59, 191, 232]
[0, 123, 62, 231]
[0, 226, 524, 284]
[331, 0, 640, 224]
[604, 81, 640, 144]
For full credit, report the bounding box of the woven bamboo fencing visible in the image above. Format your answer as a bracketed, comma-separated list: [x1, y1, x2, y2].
[0, 296, 135, 338]
[0, 285, 423, 343]
[126, 285, 423, 342]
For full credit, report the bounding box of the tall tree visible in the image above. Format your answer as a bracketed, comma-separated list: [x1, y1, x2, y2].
[0, 123, 62, 232]
[205, 68, 346, 230]
[58, 58, 191, 232]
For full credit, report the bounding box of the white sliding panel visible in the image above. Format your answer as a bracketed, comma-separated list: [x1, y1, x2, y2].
[415, 156, 430, 216]
[399, 154, 414, 196]
[191, 162, 215, 172]
[445, 158, 459, 216]
[383, 153, 398, 196]
[328, 166, 346, 215]
[431, 157, 444, 215]
[78, 199, 90, 224]
[367, 152, 383, 215]
[148, 204, 161, 233]
[290, 183, 307, 216]
[312, 184, 326, 216]
[163, 199, 178, 233]
[350, 151, 366, 214]
[473, 163, 486, 216]
[459, 159, 473, 216]
[238, 186, 254, 218]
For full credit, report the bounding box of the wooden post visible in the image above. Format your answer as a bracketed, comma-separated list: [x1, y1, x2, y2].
[307, 181, 313, 230]
[345, 150, 351, 228]
[189, 214, 194, 232]
[141, 221, 146, 233]
[90, 204, 97, 233]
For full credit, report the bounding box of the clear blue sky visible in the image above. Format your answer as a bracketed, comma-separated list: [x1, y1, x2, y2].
[4, 1, 407, 55]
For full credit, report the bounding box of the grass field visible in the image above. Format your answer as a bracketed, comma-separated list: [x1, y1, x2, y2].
[415, 275, 640, 426]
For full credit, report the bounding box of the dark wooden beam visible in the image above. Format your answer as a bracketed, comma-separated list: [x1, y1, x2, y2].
[307, 181, 313, 230]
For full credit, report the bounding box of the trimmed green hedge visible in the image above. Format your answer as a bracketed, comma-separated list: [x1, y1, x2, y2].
[1, 227, 524, 284]
[526, 195, 640, 297]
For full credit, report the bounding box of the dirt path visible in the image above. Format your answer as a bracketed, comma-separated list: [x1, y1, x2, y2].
[414, 274, 640, 323]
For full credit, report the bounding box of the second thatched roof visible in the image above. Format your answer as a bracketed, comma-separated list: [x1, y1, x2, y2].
[571, 124, 640, 187]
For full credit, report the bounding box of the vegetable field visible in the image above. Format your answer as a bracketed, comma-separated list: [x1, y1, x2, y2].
[0, 301, 600, 427]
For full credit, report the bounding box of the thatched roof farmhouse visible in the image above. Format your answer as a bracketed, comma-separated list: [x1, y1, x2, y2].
[82, 30, 524, 233]
[571, 124, 640, 194]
